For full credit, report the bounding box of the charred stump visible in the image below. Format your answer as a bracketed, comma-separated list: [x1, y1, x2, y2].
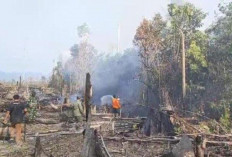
[82, 73, 106, 157]
[143, 109, 174, 136]
[85, 73, 92, 122]
[82, 127, 105, 157]
[33, 135, 49, 157]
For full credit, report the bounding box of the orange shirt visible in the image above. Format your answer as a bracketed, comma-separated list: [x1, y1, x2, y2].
[112, 98, 121, 109]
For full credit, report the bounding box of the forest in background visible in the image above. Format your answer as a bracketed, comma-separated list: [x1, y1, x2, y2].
[49, 2, 232, 131]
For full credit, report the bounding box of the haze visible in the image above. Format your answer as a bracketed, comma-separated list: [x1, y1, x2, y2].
[0, 0, 228, 75]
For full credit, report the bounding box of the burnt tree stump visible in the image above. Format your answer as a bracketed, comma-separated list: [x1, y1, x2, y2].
[143, 109, 174, 136]
[33, 135, 48, 157]
[82, 73, 106, 157]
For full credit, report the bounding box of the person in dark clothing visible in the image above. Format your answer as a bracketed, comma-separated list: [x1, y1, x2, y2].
[4, 94, 28, 145]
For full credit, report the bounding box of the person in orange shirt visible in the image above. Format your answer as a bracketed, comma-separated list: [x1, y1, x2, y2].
[112, 95, 121, 118]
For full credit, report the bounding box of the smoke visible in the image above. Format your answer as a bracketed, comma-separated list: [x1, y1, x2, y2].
[57, 44, 141, 105]
[92, 48, 141, 105]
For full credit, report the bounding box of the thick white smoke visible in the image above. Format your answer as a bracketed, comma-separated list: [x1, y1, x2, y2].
[92, 48, 141, 105]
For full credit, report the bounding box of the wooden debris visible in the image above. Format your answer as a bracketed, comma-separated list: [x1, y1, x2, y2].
[99, 135, 112, 157]
[104, 136, 180, 143]
[35, 118, 59, 124]
[33, 134, 49, 157]
[195, 135, 205, 157]
[206, 141, 232, 146]
[82, 73, 106, 157]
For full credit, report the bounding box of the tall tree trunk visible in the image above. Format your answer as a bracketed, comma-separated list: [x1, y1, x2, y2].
[180, 30, 186, 104]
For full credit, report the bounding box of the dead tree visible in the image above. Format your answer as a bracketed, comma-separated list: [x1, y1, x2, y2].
[19, 75, 22, 89]
[82, 73, 106, 157]
[85, 73, 92, 122]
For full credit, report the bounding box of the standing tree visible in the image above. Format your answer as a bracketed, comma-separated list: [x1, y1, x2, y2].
[168, 3, 207, 109]
[49, 61, 64, 95]
[64, 23, 96, 94]
[134, 14, 166, 107]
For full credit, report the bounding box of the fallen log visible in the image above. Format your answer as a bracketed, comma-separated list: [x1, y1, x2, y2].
[35, 118, 59, 124]
[177, 133, 232, 141]
[99, 135, 111, 157]
[28, 130, 84, 137]
[104, 136, 181, 143]
[26, 130, 61, 135]
[178, 133, 232, 138]
[206, 141, 232, 146]
[109, 150, 122, 154]
[92, 113, 114, 116]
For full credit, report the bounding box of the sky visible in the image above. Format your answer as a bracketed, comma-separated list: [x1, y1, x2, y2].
[0, 0, 229, 75]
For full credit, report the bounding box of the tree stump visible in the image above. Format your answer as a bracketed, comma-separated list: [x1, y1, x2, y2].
[195, 135, 205, 157]
[143, 109, 174, 136]
[82, 73, 106, 157]
[33, 135, 48, 157]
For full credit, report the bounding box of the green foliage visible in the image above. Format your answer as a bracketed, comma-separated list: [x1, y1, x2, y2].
[220, 106, 231, 130]
[133, 14, 167, 105]
[187, 41, 207, 72]
[48, 61, 64, 93]
[199, 122, 211, 133]
[134, 3, 208, 106]
[204, 2, 232, 109]
[134, 1, 232, 119]
[174, 124, 183, 134]
[27, 97, 38, 122]
[168, 3, 206, 32]
[28, 106, 37, 122]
